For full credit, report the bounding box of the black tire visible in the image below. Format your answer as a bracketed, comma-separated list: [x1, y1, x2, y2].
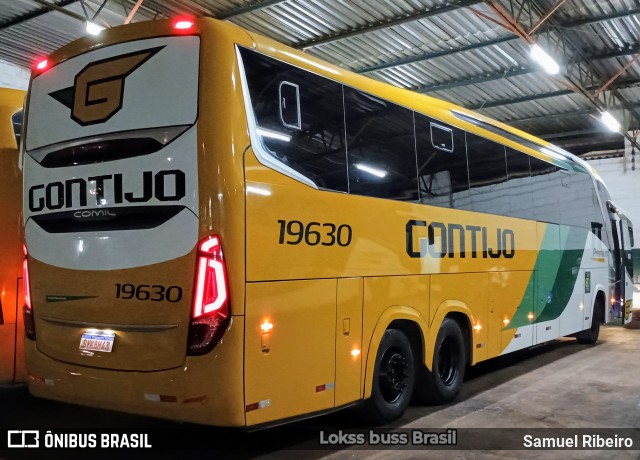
[361, 329, 415, 425]
[576, 297, 603, 344]
[413, 318, 466, 405]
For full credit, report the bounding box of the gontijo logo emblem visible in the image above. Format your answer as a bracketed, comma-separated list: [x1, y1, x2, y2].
[49, 47, 164, 126]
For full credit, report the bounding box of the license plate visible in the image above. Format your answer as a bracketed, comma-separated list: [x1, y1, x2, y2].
[79, 329, 115, 352]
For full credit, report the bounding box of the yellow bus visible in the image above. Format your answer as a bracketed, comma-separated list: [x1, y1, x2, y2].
[22, 18, 632, 427]
[0, 87, 26, 383]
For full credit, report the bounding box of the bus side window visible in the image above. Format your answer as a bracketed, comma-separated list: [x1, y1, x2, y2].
[344, 88, 418, 201]
[529, 156, 562, 224]
[415, 114, 469, 209]
[12, 109, 23, 148]
[558, 166, 601, 229]
[279, 82, 301, 130]
[505, 148, 533, 220]
[240, 48, 348, 192]
[466, 133, 509, 216]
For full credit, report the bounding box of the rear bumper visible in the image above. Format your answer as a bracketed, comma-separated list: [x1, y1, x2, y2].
[25, 316, 246, 427]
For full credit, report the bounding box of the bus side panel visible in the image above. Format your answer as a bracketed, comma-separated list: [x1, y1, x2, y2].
[0, 88, 25, 383]
[0, 319, 16, 383]
[488, 270, 534, 357]
[335, 277, 364, 407]
[557, 226, 591, 336]
[429, 273, 488, 364]
[14, 277, 26, 381]
[244, 280, 336, 426]
[534, 223, 562, 344]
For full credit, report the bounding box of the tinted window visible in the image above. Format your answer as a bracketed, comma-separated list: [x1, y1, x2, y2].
[240, 48, 348, 191]
[556, 168, 601, 228]
[344, 88, 418, 201]
[12, 109, 23, 148]
[529, 156, 562, 223]
[505, 148, 533, 219]
[415, 114, 469, 209]
[466, 133, 508, 215]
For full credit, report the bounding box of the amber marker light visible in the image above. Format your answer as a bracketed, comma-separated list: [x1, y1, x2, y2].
[503, 318, 510, 326]
[351, 349, 361, 358]
[527, 312, 534, 320]
[260, 320, 273, 333]
[473, 323, 482, 332]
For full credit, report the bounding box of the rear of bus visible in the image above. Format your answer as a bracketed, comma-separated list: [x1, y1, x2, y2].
[23, 19, 251, 426]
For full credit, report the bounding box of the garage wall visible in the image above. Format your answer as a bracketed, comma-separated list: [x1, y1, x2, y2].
[0, 59, 29, 90]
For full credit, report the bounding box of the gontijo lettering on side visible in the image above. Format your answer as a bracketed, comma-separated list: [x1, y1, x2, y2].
[406, 219, 515, 259]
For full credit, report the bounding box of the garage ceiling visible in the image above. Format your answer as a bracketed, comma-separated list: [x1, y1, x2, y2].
[1, 0, 639, 157]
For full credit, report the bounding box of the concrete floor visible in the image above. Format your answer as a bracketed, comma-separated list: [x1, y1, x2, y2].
[0, 324, 638, 460]
[316, 323, 640, 460]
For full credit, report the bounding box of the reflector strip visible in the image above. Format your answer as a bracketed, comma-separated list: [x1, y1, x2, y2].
[144, 393, 177, 403]
[315, 382, 335, 392]
[183, 395, 208, 404]
[245, 399, 270, 412]
[28, 375, 44, 385]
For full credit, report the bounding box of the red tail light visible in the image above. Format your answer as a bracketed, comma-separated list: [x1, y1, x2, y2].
[22, 245, 36, 340]
[34, 58, 50, 76]
[188, 236, 230, 355]
[172, 19, 195, 32]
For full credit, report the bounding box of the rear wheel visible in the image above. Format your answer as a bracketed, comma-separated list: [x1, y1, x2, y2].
[362, 329, 415, 425]
[576, 296, 603, 344]
[414, 318, 466, 404]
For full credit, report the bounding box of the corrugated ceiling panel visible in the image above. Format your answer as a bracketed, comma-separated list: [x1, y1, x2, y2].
[0, 0, 638, 154]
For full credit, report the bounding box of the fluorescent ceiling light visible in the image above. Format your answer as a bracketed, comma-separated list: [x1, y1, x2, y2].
[530, 44, 560, 75]
[256, 127, 291, 142]
[601, 111, 620, 132]
[356, 163, 387, 178]
[86, 21, 106, 35]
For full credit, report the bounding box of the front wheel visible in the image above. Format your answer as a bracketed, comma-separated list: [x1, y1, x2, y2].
[361, 329, 415, 425]
[413, 318, 466, 405]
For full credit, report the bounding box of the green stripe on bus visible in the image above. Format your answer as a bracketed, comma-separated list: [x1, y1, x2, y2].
[535, 226, 588, 323]
[505, 225, 588, 330]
